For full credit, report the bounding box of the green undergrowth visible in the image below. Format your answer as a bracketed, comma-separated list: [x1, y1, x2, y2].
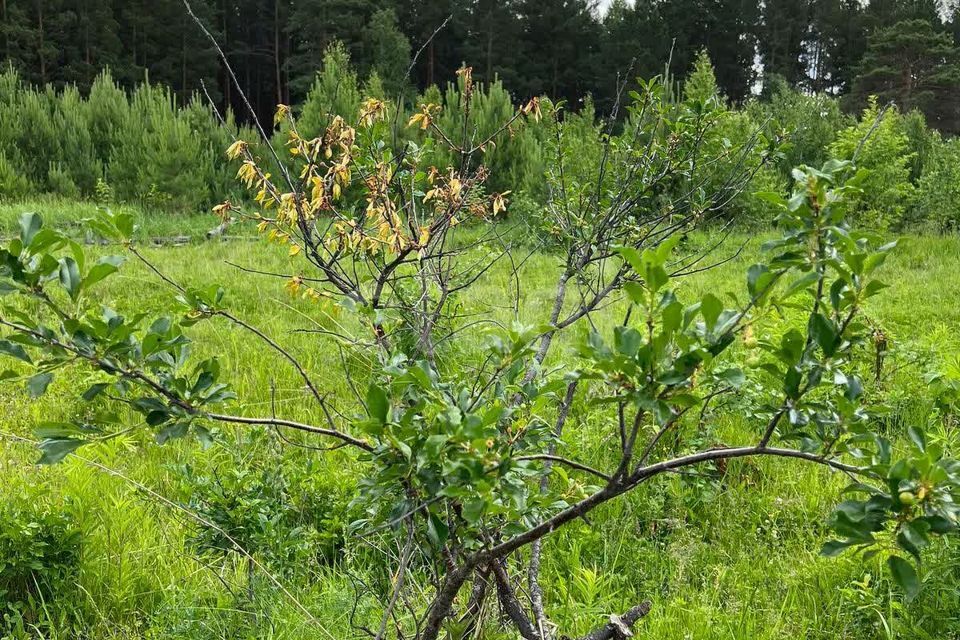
[2, 208, 960, 639]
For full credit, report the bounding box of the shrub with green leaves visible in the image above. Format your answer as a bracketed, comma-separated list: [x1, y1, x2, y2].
[0, 496, 82, 632]
[829, 99, 916, 229]
[184, 442, 351, 578]
[913, 137, 960, 231]
[751, 75, 849, 173]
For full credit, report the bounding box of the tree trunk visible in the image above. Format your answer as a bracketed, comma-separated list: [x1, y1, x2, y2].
[274, 0, 282, 105]
[420, 567, 471, 640]
[427, 40, 435, 87]
[36, 0, 45, 83]
[2, 0, 8, 61]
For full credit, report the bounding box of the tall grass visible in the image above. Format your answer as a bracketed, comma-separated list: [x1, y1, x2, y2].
[2, 210, 960, 638]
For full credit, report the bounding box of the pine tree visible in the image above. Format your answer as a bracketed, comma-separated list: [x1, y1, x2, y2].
[849, 18, 960, 134]
[458, 0, 522, 90]
[758, 0, 813, 89]
[360, 8, 410, 98]
[514, 0, 601, 104]
[394, 0, 467, 89]
[287, 0, 375, 100]
[295, 42, 361, 139]
[684, 49, 721, 103]
[657, 0, 758, 103]
[597, 0, 668, 112]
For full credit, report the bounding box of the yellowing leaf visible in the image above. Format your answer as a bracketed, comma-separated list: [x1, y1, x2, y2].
[226, 140, 248, 160]
[273, 104, 290, 126]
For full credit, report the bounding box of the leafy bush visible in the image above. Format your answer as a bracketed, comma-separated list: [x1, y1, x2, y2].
[750, 75, 848, 173]
[0, 496, 82, 632]
[185, 445, 351, 575]
[6, 67, 959, 639]
[913, 137, 960, 231]
[829, 99, 916, 229]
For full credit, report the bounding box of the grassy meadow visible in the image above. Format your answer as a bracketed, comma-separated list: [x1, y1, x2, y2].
[2, 199, 960, 639]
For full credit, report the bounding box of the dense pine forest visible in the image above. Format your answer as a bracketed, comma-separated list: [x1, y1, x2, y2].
[2, 0, 960, 127]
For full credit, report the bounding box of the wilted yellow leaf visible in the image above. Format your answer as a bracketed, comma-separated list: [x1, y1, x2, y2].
[226, 139, 248, 160]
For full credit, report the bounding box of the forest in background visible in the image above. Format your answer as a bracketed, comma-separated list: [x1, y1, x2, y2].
[2, 0, 960, 129]
[2, 0, 960, 232]
[2, 38, 960, 233]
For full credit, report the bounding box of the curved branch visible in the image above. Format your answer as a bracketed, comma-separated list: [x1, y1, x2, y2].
[484, 445, 867, 561]
[216, 310, 324, 404]
[205, 412, 372, 452]
[130, 246, 328, 408]
[516, 454, 611, 483]
[633, 445, 864, 480]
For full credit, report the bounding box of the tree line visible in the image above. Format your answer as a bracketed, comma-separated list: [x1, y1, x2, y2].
[2, 43, 960, 233]
[3, 0, 960, 132]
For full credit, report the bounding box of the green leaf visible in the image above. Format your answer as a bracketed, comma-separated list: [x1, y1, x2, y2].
[131, 397, 167, 414]
[754, 191, 788, 209]
[27, 228, 64, 255]
[662, 300, 683, 334]
[19, 212, 42, 246]
[58, 256, 82, 299]
[715, 368, 745, 387]
[461, 498, 485, 525]
[37, 438, 85, 464]
[923, 515, 956, 535]
[863, 279, 888, 298]
[614, 326, 643, 356]
[26, 371, 53, 398]
[83, 256, 124, 290]
[623, 281, 646, 304]
[366, 384, 389, 424]
[820, 539, 855, 557]
[156, 422, 190, 444]
[844, 375, 863, 401]
[780, 271, 820, 301]
[0, 339, 32, 364]
[808, 313, 837, 356]
[907, 427, 926, 452]
[426, 513, 449, 548]
[194, 425, 214, 448]
[82, 382, 109, 401]
[701, 293, 722, 330]
[616, 247, 644, 274]
[146, 410, 171, 426]
[887, 555, 920, 601]
[747, 264, 773, 298]
[897, 521, 930, 561]
[645, 263, 669, 293]
[34, 421, 90, 439]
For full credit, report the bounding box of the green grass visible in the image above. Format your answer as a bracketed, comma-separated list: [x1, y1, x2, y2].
[3, 200, 960, 639]
[0, 197, 238, 241]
